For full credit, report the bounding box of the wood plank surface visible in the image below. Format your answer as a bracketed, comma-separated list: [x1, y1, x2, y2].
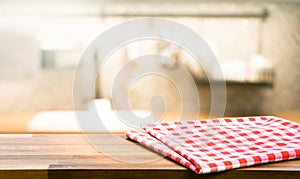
[0, 134, 300, 179]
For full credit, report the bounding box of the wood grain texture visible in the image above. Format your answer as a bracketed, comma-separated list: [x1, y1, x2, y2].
[0, 134, 300, 179]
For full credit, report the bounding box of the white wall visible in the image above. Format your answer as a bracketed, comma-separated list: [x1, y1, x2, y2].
[0, 1, 299, 116]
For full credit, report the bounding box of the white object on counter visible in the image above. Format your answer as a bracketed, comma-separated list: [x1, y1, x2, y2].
[28, 99, 153, 133]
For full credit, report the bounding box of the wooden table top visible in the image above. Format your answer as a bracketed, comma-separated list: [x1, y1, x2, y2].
[0, 134, 300, 179]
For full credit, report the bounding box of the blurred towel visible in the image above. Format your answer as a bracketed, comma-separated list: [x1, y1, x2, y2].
[126, 116, 300, 174]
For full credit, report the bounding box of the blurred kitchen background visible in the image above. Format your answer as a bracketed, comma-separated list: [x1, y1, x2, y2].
[0, 0, 299, 132]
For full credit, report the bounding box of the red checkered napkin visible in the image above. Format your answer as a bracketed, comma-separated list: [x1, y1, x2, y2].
[126, 116, 300, 174]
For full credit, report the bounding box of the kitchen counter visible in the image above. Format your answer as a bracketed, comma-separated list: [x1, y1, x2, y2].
[0, 113, 34, 133]
[0, 111, 299, 133]
[0, 133, 300, 179]
[0, 111, 210, 133]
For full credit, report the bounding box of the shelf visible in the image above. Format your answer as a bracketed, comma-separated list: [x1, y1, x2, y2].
[196, 79, 273, 87]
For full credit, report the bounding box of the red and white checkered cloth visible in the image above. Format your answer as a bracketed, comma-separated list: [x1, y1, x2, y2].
[126, 116, 300, 174]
